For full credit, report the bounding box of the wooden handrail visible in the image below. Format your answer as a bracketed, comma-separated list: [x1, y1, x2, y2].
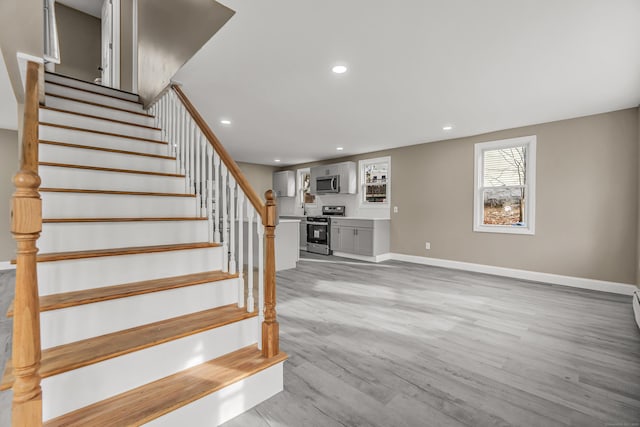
[170, 85, 280, 358]
[11, 60, 43, 426]
[171, 85, 266, 219]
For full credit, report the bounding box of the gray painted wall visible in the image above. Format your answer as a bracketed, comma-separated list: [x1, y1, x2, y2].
[0, 129, 19, 262]
[55, 3, 101, 83]
[137, 0, 234, 104]
[284, 108, 639, 284]
[0, 0, 42, 103]
[237, 162, 277, 201]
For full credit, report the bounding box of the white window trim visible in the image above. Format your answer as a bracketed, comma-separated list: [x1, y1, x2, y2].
[359, 156, 391, 208]
[473, 136, 536, 235]
[297, 167, 316, 208]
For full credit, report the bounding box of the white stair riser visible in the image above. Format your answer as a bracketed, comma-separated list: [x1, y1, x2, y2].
[38, 246, 222, 295]
[40, 143, 175, 174]
[40, 166, 186, 193]
[40, 220, 208, 253]
[45, 74, 139, 102]
[42, 192, 198, 218]
[45, 83, 144, 113]
[41, 279, 239, 348]
[146, 363, 284, 427]
[45, 95, 155, 127]
[40, 109, 162, 141]
[40, 124, 169, 156]
[42, 318, 258, 421]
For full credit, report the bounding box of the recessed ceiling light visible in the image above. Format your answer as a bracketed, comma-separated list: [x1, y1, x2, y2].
[332, 65, 347, 74]
[443, 125, 453, 131]
[336, 147, 344, 151]
[274, 159, 281, 163]
[220, 119, 231, 125]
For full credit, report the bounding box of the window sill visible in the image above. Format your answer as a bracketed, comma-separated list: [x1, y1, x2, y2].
[473, 224, 535, 235]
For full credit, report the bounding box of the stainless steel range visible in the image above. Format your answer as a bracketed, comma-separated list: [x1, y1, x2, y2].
[306, 206, 345, 255]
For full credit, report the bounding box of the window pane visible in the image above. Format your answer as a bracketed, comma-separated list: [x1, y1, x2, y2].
[483, 146, 526, 187]
[364, 161, 388, 203]
[483, 188, 525, 226]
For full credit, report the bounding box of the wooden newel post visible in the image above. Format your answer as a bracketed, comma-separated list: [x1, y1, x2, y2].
[262, 190, 279, 357]
[11, 60, 43, 427]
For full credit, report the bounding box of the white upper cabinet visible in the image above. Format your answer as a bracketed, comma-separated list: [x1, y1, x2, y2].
[273, 170, 296, 197]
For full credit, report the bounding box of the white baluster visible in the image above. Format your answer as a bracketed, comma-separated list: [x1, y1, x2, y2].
[247, 204, 255, 312]
[206, 144, 214, 243]
[184, 110, 192, 193]
[200, 133, 207, 217]
[192, 124, 200, 214]
[228, 176, 236, 275]
[221, 164, 228, 273]
[189, 117, 196, 196]
[237, 191, 245, 308]
[257, 222, 265, 349]
[170, 93, 177, 159]
[213, 153, 221, 243]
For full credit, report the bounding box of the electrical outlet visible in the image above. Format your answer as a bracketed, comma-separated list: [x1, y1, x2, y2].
[393, 206, 398, 213]
[425, 242, 431, 250]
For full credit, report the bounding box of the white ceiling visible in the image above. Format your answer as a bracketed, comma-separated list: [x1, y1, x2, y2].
[57, 0, 103, 18]
[175, 0, 640, 166]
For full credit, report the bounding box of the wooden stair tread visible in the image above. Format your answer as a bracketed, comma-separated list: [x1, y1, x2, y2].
[40, 122, 168, 144]
[40, 188, 195, 197]
[39, 161, 185, 178]
[40, 140, 175, 160]
[39, 271, 238, 312]
[43, 217, 207, 223]
[45, 93, 154, 118]
[30, 242, 220, 263]
[1, 304, 256, 391]
[43, 346, 287, 427]
[45, 80, 142, 105]
[45, 71, 141, 99]
[41, 106, 161, 130]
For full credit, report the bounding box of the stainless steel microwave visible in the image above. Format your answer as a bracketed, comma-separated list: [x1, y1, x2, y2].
[316, 175, 340, 193]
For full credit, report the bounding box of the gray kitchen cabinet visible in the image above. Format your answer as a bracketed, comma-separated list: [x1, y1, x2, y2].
[330, 219, 389, 257]
[273, 170, 295, 197]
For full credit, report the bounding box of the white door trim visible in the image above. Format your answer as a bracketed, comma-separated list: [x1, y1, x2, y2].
[132, 0, 138, 92]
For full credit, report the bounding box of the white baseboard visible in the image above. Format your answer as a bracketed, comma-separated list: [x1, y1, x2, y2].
[389, 253, 637, 296]
[0, 261, 16, 271]
[333, 252, 391, 263]
[633, 291, 640, 330]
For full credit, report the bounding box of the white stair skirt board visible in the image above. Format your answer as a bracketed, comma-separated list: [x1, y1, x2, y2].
[44, 95, 155, 127]
[389, 253, 638, 296]
[45, 83, 145, 113]
[145, 362, 284, 427]
[40, 143, 175, 174]
[40, 279, 238, 349]
[38, 246, 222, 295]
[633, 291, 640, 331]
[42, 318, 258, 421]
[42, 192, 197, 218]
[40, 124, 168, 156]
[45, 73, 140, 103]
[39, 124, 170, 156]
[39, 166, 185, 193]
[40, 109, 162, 141]
[40, 220, 208, 253]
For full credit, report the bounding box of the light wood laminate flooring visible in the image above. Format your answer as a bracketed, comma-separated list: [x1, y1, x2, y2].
[224, 252, 640, 427]
[1, 255, 639, 426]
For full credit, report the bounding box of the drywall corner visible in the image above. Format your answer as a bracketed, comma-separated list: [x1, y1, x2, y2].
[0, 129, 19, 261]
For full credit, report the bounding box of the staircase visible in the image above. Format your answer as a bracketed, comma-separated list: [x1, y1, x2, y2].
[3, 66, 285, 426]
